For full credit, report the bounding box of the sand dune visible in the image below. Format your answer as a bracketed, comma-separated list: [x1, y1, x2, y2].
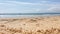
[0, 16, 60, 34]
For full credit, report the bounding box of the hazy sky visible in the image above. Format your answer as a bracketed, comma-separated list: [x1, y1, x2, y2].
[0, 0, 60, 13]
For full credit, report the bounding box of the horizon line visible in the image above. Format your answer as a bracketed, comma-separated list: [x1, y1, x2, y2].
[0, 13, 60, 15]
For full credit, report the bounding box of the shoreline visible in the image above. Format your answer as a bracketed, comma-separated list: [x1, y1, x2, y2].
[0, 15, 60, 19]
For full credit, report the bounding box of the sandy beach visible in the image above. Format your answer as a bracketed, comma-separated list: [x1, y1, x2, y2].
[0, 16, 60, 34]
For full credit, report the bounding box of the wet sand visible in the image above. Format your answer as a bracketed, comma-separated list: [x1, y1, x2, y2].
[0, 16, 60, 34]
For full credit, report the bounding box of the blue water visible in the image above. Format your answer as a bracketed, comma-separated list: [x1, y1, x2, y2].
[0, 13, 60, 18]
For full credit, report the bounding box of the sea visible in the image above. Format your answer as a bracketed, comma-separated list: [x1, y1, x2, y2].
[0, 13, 60, 18]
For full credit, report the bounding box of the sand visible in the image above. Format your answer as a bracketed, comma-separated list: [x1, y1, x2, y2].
[0, 16, 60, 34]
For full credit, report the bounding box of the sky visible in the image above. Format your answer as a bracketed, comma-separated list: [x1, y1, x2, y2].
[0, 0, 60, 13]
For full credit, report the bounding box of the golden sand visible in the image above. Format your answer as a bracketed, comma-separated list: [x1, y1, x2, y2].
[0, 16, 60, 34]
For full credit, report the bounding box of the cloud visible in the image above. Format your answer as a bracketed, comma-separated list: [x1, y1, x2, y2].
[0, 0, 60, 13]
[48, 7, 60, 12]
[6, 1, 34, 5]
